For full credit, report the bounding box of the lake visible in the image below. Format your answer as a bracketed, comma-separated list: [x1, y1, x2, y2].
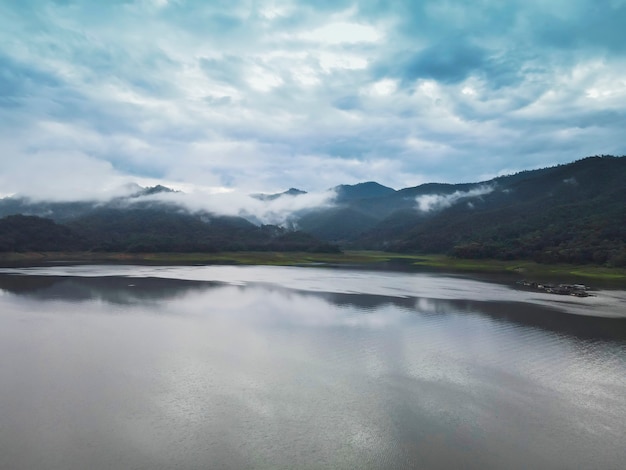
[1, 265, 625, 469]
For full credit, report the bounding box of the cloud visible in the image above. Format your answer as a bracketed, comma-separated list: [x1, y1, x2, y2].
[0, 0, 625, 201]
[128, 187, 338, 226]
[386, 38, 489, 85]
[298, 21, 383, 45]
[416, 185, 495, 212]
[0, 147, 132, 201]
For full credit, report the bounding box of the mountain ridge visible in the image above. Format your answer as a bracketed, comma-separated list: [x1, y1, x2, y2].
[1, 155, 624, 264]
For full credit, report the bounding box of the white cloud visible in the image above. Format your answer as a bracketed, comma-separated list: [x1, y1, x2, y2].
[318, 51, 368, 71]
[366, 79, 397, 96]
[0, 0, 625, 203]
[247, 66, 284, 91]
[0, 149, 131, 201]
[135, 187, 337, 226]
[416, 185, 495, 212]
[298, 22, 383, 45]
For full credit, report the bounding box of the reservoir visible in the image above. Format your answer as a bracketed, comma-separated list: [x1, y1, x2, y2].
[1, 265, 625, 469]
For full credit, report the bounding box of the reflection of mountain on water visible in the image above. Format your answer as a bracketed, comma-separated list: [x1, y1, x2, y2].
[443, 298, 626, 342]
[1, 273, 625, 341]
[225, 283, 626, 342]
[319, 291, 626, 342]
[0, 275, 221, 305]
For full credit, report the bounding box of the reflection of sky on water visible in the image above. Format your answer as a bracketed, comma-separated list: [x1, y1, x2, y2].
[0, 267, 625, 469]
[1, 264, 625, 318]
[1, 270, 624, 342]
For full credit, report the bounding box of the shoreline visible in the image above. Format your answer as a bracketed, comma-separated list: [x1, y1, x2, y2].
[0, 250, 625, 284]
[1, 260, 625, 320]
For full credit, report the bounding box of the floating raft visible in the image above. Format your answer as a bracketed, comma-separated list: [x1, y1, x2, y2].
[517, 280, 593, 297]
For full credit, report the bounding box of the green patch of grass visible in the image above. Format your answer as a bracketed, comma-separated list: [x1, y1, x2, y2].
[0, 251, 409, 266]
[567, 268, 626, 280]
[1, 251, 625, 283]
[408, 254, 626, 281]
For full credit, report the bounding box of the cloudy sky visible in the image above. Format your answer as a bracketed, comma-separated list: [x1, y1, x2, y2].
[1, 0, 625, 200]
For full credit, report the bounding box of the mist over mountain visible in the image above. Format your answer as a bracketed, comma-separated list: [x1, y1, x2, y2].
[0, 156, 624, 264]
[252, 188, 308, 201]
[0, 211, 339, 254]
[0, 185, 338, 253]
[334, 182, 396, 202]
[0, 184, 333, 226]
[280, 155, 626, 266]
[353, 156, 626, 266]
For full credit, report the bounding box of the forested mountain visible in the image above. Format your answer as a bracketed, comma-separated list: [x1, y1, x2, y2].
[334, 182, 396, 202]
[0, 211, 338, 253]
[344, 156, 625, 266]
[0, 184, 178, 222]
[252, 188, 307, 201]
[1, 156, 624, 264]
[288, 155, 626, 266]
[382, 156, 626, 265]
[0, 215, 88, 252]
[0, 185, 339, 253]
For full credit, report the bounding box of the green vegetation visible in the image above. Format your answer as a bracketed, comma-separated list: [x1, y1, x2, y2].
[1, 250, 624, 282]
[352, 156, 626, 268]
[409, 254, 626, 281]
[0, 250, 404, 266]
[257, 156, 626, 269]
[1, 156, 624, 275]
[0, 212, 339, 254]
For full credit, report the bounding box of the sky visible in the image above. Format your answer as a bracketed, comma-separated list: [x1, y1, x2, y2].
[1, 0, 625, 201]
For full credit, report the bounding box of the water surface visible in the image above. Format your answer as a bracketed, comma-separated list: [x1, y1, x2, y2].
[1, 265, 625, 469]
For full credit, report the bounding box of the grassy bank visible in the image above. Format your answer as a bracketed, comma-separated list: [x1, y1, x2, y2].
[408, 254, 626, 281]
[0, 250, 395, 265]
[1, 251, 625, 282]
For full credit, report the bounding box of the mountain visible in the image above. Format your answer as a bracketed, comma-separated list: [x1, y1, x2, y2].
[281, 155, 625, 266]
[289, 182, 398, 242]
[0, 184, 180, 221]
[1, 156, 624, 264]
[296, 207, 380, 241]
[252, 188, 307, 201]
[0, 215, 87, 252]
[132, 184, 179, 197]
[334, 181, 396, 202]
[0, 211, 338, 253]
[0, 198, 100, 222]
[352, 156, 626, 266]
[0, 185, 338, 253]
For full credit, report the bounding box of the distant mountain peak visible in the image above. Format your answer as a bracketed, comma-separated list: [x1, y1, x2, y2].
[131, 185, 178, 198]
[252, 188, 307, 201]
[333, 181, 396, 202]
[284, 188, 307, 196]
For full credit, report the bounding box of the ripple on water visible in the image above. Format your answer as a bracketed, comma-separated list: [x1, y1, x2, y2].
[0, 266, 624, 469]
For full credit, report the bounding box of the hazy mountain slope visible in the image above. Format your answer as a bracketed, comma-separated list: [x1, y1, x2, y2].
[0, 198, 100, 222]
[66, 208, 337, 252]
[0, 185, 177, 221]
[376, 156, 626, 265]
[296, 207, 380, 242]
[252, 188, 307, 201]
[0, 184, 339, 253]
[0, 211, 338, 253]
[333, 182, 396, 202]
[395, 182, 479, 198]
[0, 215, 87, 251]
[1, 156, 624, 263]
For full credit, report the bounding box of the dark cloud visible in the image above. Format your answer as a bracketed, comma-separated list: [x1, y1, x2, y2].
[0, 0, 624, 200]
[333, 95, 361, 110]
[199, 55, 247, 86]
[392, 38, 488, 85]
[0, 54, 62, 105]
[529, 2, 626, 54]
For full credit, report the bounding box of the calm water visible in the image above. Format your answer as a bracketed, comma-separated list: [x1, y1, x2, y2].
[0, 265, 625, 469]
